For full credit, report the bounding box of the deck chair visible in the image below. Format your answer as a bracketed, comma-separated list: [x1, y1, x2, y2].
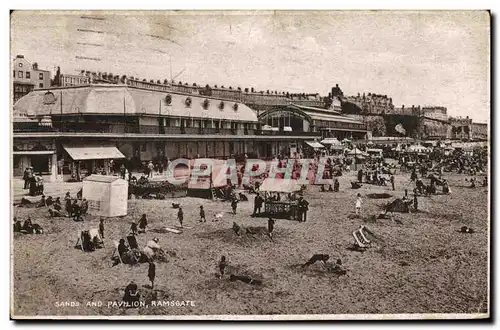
[74, 231, 85, 251]
[111, 240, 124, 264]
[88, 228, 104, 247]
[126, 235, 139, 249]
[352, 230, 369, 249]
[358, 226, 371, 244]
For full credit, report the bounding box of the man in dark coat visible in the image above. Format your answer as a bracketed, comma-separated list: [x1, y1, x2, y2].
[22, 218, 33, 233]
[72, 200, 82, 221]
[177, 207, 184, 227]
[36, 195, 47, 208]
[411, 169, 417, 182]
[130, 222, 138, 235]
[357, 169, 363, 183]
[199, 206, 206, 222]
[229, 274, 262, 286]
[80, 199, 88, 215]
[65, 198, 73, 217]
[148, 262, 156, 289]
[268, 217, 275, 239]
[13, 218, 22, 232]
[252, 194, 263, 216]
[231, 198, 238, 214]
[390, 175, 395, 191]
[218, 256, 227, 278]
[123, 281, 140, 306]
[302, 254, 330, 268]
[23, 168, 30, 189]
[333, 178, 340, 192]
[28, 175, 38, 196]
[99, 219, 105, 239]
[118, 239, 129, 260]
[138, 214, 148, 233]
[120, 164, 126, 180]
[298, 197, 310, 222]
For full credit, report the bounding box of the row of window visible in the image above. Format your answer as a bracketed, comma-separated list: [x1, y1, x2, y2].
[63, 76, 90, 85]
[13, 84, 34, 93]
[161, 118, 256, 129]
[13, 70, 44, 80]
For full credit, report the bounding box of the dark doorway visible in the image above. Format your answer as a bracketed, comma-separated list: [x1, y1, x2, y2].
[31, 155, 49, 173]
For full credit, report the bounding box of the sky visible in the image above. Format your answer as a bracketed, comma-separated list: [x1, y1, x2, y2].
[10, 10, 490, 123]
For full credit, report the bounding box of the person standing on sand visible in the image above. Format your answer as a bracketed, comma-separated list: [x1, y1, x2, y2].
[390, 175, 395, 191]
[199, 206, 206, 222]
[253, 193, 263, 216]
[138, 214, 148, 233]
[410, 169, 417, 182]
[148, 262, 156, 289]
[130, 222, 138, 235]
[99, 218, 105, 238]
[148, 161, 154, 179]
[219, 256, 227, 278]
[268, 217, 275, 239]
[334, 178, 340, 192]
[231, 197, 238, 215]
[177, 207, 184, 227]
[355, 193, 362, 216]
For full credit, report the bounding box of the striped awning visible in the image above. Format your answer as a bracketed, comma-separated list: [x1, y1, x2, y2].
[13, 150, 55, 155]
[305, 141, 324, 149]
[321, 138, 341, 145]
[63, 145, 125, 160]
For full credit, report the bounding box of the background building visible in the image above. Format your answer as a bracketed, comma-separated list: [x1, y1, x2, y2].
[449, 116, 473, 140]
[12, 78, 370, 181]
[12, 54, 51, 103]
[470, 122, 488, 141]
[59, 73, 91, 87]
[422, 106, 448, 121]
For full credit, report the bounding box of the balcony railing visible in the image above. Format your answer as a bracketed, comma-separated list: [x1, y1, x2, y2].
[14, 123, 321, 137]
[257, 130, 322, 137]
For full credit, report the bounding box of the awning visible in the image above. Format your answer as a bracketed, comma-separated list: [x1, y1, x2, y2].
[63, 145, 125, 160]
[329, 145, 344, 150]
[347, 147, 367, 156]
[321, 138, 341, 145]
[305, 141, 324, 149]
[13, 150, 55, 155]
[260, 178, 302, 193]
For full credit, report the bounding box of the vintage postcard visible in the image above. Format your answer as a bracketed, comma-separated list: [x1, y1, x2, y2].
[10, 10, 490, 320]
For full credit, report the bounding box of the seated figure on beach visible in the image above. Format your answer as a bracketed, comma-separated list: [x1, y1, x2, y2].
[302, 254, 330, 268]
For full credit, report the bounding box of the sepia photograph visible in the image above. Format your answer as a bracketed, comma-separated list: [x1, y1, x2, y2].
[9, 10, 490, 320]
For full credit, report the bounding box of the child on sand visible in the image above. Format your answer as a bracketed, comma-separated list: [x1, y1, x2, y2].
[219, 256, 227, 278]
[177, 207, 184, 227]
[355, 193, 362, 216]
[99, 218, 105, 238]
[138, 214, 148, 233]
[199, 206, 206, 222]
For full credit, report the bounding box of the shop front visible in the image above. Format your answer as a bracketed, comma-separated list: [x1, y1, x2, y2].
[62, 145, 126, 181]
